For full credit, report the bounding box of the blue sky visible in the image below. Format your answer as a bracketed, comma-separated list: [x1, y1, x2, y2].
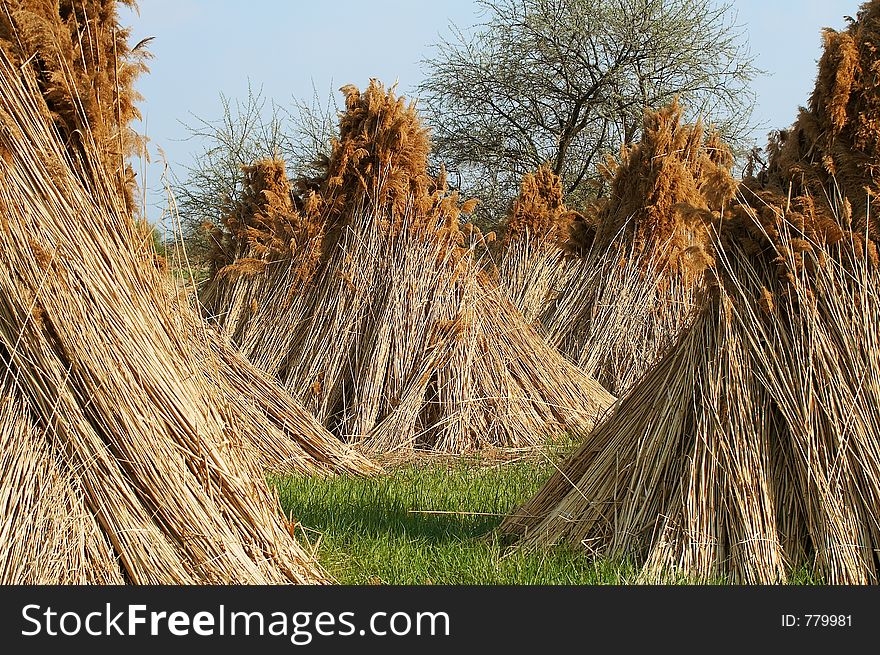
[122, 0, 863, 221]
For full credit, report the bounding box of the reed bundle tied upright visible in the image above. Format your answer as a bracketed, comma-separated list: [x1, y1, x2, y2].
[536, 100, 736, 395]
[202, 80, 615, 453]
[0, 4, 376, 583]
[503, 0, 880, 584]
[495, 165, 578, 323]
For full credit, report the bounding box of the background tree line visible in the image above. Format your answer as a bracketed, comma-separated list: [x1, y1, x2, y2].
[174, 0, 758, 250]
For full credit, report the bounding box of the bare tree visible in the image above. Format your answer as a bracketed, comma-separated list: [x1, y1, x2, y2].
[173, 83, 337, 261]
[419, 0, 759, 224]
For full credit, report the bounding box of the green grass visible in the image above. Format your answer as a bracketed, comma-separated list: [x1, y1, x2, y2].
[272, 453, 825, 585]
[272, 453, 637, 584]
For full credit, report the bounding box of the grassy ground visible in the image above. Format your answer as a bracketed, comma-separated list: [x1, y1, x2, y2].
[273, 448, 637, 584]
[273, 449, 823, 585]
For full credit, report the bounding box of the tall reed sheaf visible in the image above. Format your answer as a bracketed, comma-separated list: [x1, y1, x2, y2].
[0, 0, 148, 215]
[503, 0, 880, 584]
[0, 15, 376, 581]
[496, 165, 578, 323]
[202, 80, 614, 453]
[535, 100, 736, 395]
[200, 158, 325, 343]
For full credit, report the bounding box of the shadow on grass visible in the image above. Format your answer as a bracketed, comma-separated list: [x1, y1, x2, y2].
[267, 460, 635, 584]
[273, 476, 504, 544]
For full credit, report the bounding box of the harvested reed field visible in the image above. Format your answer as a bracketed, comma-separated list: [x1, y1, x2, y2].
[3, 0, 879, 593]
[201, 81, 614, 454]
[0, 24, 374, 582]
[503, 0, 880, 584]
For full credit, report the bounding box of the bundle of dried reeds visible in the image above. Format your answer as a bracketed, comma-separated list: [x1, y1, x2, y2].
[503, 2, 880, 583]
[201, 158, 325, 343]
[537, 101, 735, 394]
[504, 217, 880, 583]
[496, 165, 578, 323]
[0, 49, 374, 583]
[0, 0, 149, 215]
[202, 80, 614, 453]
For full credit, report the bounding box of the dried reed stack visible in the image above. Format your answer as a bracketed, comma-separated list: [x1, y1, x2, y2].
[504, 216, 880, 584]
[0, 48, 376, 583]
[2, 0, 372, 478]
[503, 1, 880, 583]
[202, 80, 614, 453]
[765, 0, 880, 233]
[0, 0, 148, 215]
[539, 101, 737, 394]
[496, 165, 577, 322]
[201, 158, 324, 343]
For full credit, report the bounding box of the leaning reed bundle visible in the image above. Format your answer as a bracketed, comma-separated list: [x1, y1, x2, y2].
[0, 0, 149, 215]
[504, 214, 880, 583]
[0, 52, 377, 583]
[203, 80, 614, 453]
[538, 101, 734, 395]
[200, 158, 324, 343]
